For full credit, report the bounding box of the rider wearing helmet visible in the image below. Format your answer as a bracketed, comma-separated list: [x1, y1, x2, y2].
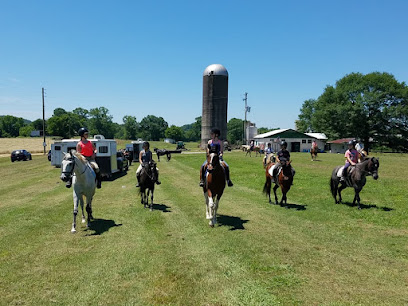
[199, 128, 233, 187]
[273, 141, 295, 182]
[342, 140, 359, 180]
[66, 128, 102, 189]
[136, 141, 161, 187]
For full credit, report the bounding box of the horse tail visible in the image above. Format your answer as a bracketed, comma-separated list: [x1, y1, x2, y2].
[330, 169, 338, 198]
[263, 177, 271, 195]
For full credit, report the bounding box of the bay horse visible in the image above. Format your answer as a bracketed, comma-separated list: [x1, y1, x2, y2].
[330, 157, 379, 209]
[60, 151, 96, 233]
[310, 146, 318, 161]
[203, 150, 226, 227]
[263, 159, 293, 205]
[138, 161, 158, 211]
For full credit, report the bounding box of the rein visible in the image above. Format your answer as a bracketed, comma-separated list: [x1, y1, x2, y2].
[62, 155, 88, 177]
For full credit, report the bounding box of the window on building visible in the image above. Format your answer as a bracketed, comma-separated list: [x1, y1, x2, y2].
[55, 146, 61, 151]
[302, 140, 306, 144]
[308, 140, 312, 143]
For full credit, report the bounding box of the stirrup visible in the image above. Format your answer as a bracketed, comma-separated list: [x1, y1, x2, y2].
[199, 180, 204, 187]
[227, 180, 234, 187]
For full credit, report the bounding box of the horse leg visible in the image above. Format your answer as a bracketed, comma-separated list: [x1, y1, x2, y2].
[213, 197, 219, 226]
[208, 197, 215, 227]
[273, 184, 279, 205]
[149, 189, 153, 211]
[204, 192, 211, 220]
[71, 192, 79, 233]
[86, 197, 93, 228]
[338, 184, 346, 204]
[79, 195, 86, 224]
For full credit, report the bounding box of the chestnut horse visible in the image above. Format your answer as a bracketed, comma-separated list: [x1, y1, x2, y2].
[203, 151, 226, 227]
[311, 146, 318, 161]
[263, 160, 293, 205]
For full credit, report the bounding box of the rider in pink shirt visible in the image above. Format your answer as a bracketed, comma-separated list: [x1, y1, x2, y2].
[342, 140, 360, 179]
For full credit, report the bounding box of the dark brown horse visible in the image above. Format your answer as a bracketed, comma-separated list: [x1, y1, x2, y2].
[138, 161, 158, 211]
[203, 151, 226, 227]
[330, 157, 379, 209]
[263, 160, 293, 206]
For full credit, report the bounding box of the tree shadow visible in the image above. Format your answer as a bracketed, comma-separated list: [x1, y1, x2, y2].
[152, 203, 171, 213]
[217, 214, 249, 231]
[279, 203, 307, 210]
[341, 201, 394, 211]
[86, 219, 122, 236]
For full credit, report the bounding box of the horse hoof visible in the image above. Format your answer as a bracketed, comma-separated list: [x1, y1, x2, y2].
[71, 229, 76, 233]
[209, 224, 214, 228]
[82, 218, 86, 224]
[150, 207, 153, 212]
[87, 223, 91, 228]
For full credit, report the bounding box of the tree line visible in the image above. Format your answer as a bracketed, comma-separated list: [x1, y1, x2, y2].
[296, 72, 408, 152]
[0, 108, 273, 143]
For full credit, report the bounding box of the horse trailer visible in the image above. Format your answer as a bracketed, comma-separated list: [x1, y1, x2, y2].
[127, 141, 144, 162]
[50, 135, 120, 178]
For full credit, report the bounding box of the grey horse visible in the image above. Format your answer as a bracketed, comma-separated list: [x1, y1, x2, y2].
[330, 157, 379, 209]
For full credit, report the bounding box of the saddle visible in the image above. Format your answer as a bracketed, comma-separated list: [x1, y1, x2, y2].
[337, 166, 355, 178]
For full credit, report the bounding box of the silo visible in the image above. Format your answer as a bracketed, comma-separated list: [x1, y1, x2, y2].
[201, 64, 229, 148]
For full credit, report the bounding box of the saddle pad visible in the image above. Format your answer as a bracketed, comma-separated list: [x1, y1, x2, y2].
[268, 164, 281, 177]
[337, 166, 355, 177]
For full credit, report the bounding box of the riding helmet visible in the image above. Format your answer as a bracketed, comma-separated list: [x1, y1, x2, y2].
[78, 127, 89, 137]
[143, 141, 150, 148]
[348, 140, 356, 146]
[210, 128, 220, 137]
[281, 141, 288, 147]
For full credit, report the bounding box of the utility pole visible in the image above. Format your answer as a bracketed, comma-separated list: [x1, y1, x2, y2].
[42, 88, 46, 154]
[243, 92, 248, 145]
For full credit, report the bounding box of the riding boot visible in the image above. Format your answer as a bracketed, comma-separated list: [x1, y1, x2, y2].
[341, 168, 347, 182]
[199, 165, 205, 187]
[224, 166, 234, 187]
[96, 172, 102, 189]
[65, 177, 72, 188]
[156, 176, 161, 185]
[136, 173, 141, 187]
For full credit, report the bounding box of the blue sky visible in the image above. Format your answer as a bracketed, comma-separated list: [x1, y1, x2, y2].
[1, 0, 407, 129]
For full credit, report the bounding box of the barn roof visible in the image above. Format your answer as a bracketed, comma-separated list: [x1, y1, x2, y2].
[305, 132, 328, 140]
[254, 128, 314, 139]
[327, 138, 355, 144]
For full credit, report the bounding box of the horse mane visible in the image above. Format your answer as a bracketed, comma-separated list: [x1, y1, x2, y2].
[72, 151, 87, 164]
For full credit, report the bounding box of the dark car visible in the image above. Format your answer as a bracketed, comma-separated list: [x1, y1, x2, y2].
[47, 150, 51, 161]
[11, 150, 32, 162]
[116, 151, 129, 172]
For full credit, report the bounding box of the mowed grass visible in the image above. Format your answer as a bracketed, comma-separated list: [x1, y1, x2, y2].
[0, 151, 407, 305]
[0, 137, 55, 154]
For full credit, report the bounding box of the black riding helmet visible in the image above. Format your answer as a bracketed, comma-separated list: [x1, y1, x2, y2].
[348, 140, 356, 146]
[143, 141, 150, 149]
[210, 128, 221, 138]
[281, 141, 288, 148]
[78, 127, 89, 137]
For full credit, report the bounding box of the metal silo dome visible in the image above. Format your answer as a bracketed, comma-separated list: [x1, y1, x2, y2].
[203, 64, 229, 77]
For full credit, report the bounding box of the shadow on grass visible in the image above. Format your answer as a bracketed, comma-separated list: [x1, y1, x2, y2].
[280, 203, 307, 210]
[341, 201, 394, 211]
[103, 171, 128, 182]
[152, 203, 171, 212]
[86, 219, 122, 236]
[217, 214, 249, 231]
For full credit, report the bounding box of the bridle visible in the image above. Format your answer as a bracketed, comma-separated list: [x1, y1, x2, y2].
[62, 154, 87, 178]
[142, 161, 157, 181]
[356, 158, 378, 176]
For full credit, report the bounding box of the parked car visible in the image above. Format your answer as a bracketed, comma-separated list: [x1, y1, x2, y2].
[116, 151, 129, 172]
[11, 150, 32, 162]
[47, 150, 51, 161]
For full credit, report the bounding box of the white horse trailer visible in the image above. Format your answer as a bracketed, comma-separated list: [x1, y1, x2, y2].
[91, 135, 119, 178]
[51, 140, 78, 167]
[128, 141, 144, 162]
[51, 135, 119, 178]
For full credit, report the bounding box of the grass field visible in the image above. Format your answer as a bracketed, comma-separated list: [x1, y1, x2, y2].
[0, 151, 407, 305]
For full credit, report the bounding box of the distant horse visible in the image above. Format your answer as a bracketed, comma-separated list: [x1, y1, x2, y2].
[311, 146, 318, 161]
[138, 161, 158, 211]
[263, 159, 293, 205]
[203, 150, 226, 227]
[263, 153, 276, 168]
[60, 151, 96, 233]
[154, 148, 171, 162]
[330, 157, 379, 209]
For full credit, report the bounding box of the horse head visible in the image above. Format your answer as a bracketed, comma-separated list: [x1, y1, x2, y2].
[368, 157, 379, 180]
[207, 152, 219, 172]
[60, 150, 76, 182]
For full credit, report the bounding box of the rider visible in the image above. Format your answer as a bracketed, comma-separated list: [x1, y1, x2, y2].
[66, 127, 102, 189]
[263, 143, 274, 167]
[274, 141, 295, 181]
[342, 140, 360, 180]
[136, 141, 161, 187]
[311, 140, 318, 150]
[199, 128, 233, 187]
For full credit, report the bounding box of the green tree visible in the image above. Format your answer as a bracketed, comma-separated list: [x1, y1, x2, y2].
[19, 125, 34, 137]
[165, 125, 184, 141]
[298, 72, 408, 151]
[295, 99, 316, 132]
[88, 107, 115, 138]
[139, 115, 168, 141]
[227, 118, 243, 144]
[53, 108, 67, 117]
[0, 115, 26, 137]
[123, 115, 138, 139]
[47, 112, 82, 138]
[183, 116, 201, 142]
